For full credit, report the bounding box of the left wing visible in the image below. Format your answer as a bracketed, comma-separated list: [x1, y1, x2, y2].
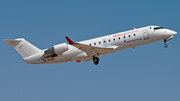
[65, 36, 117, 57]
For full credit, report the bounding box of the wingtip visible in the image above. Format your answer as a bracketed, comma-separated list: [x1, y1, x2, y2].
[65, 36, 77, 45]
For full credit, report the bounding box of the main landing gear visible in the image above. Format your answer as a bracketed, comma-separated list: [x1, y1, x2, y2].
[164, 39, 168, 48]
[93, 56, 100, 65]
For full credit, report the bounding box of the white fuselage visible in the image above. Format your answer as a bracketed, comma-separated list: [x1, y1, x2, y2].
[23, 26, 177, 64]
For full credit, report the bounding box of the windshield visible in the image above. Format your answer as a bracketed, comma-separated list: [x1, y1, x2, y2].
[154, 27, 164, 30]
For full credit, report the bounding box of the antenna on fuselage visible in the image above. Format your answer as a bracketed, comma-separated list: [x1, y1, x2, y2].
[133, 27, 136, 30]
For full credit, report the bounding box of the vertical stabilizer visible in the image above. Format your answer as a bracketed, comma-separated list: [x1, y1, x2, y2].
[4, 38, 41, 58]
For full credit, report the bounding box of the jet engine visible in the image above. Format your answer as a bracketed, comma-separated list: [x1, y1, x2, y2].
[45, 43, 69, 55]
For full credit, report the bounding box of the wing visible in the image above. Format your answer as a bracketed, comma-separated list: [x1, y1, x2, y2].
[65, 36, 118, 57]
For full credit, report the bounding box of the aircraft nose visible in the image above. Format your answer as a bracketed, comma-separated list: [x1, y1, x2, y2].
[172, 31, 177, 35]
[165, 30, 177, 36]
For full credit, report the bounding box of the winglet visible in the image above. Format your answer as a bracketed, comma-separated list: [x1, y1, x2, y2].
[65, 36, 77, 45]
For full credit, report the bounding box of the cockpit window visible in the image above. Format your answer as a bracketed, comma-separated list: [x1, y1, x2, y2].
[154, 27, 164, 30]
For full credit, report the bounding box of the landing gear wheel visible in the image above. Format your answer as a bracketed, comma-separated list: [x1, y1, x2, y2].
[93, 57, 99, 65]
[164, 39, 168, 48]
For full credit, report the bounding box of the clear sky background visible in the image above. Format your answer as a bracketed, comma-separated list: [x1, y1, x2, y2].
[1, 0, 180, 101]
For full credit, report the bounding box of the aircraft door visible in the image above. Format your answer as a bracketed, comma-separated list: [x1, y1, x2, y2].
[143, 30, 149, 40]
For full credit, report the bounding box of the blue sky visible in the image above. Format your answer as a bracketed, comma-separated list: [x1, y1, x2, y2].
[1, 0, 180, 101]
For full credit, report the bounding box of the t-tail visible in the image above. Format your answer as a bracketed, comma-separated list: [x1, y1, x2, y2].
[4, 38, 41, 58]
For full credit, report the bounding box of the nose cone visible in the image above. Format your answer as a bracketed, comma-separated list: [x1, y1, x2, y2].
[172, 31, 177, 35]
[165, 30, 177, 36]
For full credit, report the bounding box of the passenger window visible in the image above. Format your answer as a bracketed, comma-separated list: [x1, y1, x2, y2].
[109, 39, 111, 42]
[129, 35, 131, 37]
[94, 43, 96, 45]
[134, 34, 136, 36]
[113, 38, 115, 41]
[89, 44, 91, 46]
[118, 37, 120, 40]
[99, 42, 101, 44]
[124, 36, 125, 38]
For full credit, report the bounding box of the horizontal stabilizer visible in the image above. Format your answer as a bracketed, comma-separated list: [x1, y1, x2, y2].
[4, 39, 21, 46]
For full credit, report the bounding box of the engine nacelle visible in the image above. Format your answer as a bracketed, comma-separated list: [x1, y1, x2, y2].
[45, 43, 68, 55]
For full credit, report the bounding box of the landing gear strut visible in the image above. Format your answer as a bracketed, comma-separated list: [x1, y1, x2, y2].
[164, 39, 168, 48]
[93, 56, 100, 65]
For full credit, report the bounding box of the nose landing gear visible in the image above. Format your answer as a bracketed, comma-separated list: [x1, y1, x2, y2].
[164, 39, 168, 48]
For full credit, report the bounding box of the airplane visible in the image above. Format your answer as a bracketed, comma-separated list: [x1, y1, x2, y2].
[4, 25, 177, 65]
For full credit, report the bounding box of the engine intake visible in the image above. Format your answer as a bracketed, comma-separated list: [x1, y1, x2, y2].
[45, 43, 68, 55]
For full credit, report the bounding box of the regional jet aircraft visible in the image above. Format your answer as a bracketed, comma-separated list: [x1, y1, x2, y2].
[4, 26, 177, 65]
